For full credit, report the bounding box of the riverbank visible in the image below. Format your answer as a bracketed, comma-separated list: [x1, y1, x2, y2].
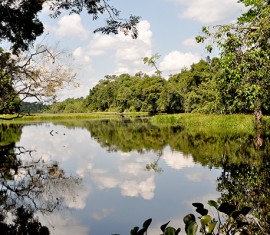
[151, 113, 270, 134]
[1, 112, 270, 133]
[0, 112, 148, 122]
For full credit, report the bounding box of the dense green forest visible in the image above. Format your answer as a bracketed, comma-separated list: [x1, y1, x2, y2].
[46, 56, 270, 115]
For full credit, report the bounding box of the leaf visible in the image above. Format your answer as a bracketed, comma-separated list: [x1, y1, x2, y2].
[240, 207, 252, 216]
[205, 221, 217, 234]
[175, 228, 181, 235]
[232, 210, 242, 220]
[183, 214, 196, 225]
[192, 202, 208, 216]
[142, 218, 152, 230]
[186, 221, 198, 235]
[192, 202, 204, 209]
[236, 221, 249, 229]
[218, 202, 236, 216]
[161, 221, 170, 232]
[137, 227, 146, 235]
[196, 208, 208, 216]
[130, 226, 139, 235]
[208, 200, 219, 210]
[200, 215, 211, 227]
[164, 227, 176, 235]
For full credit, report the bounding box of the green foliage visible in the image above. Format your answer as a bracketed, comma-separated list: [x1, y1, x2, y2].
[199, 0, 270, 114]
[0, 0, 44, 53]
[0, 48, 21, 114]
[0, 207, 50, 235]
[47, 97, 85, 113]
[20, 101, 48, 114]
[0, 0, 140, 53]
[143, 53, 162, 76]
[130, 200, 252, 235]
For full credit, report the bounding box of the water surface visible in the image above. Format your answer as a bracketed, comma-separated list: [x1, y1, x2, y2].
[0, 119, 269, 234]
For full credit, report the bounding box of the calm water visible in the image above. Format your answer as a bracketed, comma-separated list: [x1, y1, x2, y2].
[0, 118, 269, 234]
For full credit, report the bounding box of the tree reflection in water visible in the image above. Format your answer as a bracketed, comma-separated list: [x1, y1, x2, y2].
[0, 124, 82, 233]
[217, 155, 270, 234]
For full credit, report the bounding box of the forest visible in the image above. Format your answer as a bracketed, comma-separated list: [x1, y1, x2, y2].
[46, 56, 270, 115]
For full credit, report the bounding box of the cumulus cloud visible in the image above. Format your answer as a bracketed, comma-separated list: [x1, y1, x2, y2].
[91, 208, 114, 221]
[120, 176, 155, 200]
[72, 20, 153, 76]
[182, 37, 200, 48]
[50, 14, 89, 40]
[160, 51, 200, 72]
[162, 150, 195, 169]
[172, 0, 244, 23]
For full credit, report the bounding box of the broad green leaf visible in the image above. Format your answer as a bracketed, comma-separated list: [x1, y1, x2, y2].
[200, 215, 211, 227]
[183, 214, 196, 224]
[186, 221, 198, 235]
[205, 221, 217, 234]
[208, 200, 219, 210]
[164, 227, 176, 235]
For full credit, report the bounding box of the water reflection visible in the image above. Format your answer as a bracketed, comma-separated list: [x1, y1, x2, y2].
[0, 124, 82, 234]
[0, 118, 269, 234]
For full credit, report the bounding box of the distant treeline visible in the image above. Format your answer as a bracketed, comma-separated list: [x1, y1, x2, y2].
[45, 58, 270, 115]
[20, 102, 49, 114]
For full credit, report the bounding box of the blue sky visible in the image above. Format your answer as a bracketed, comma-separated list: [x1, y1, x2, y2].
[38, 0, 246, 100]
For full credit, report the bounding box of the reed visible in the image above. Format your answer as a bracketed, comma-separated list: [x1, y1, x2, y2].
[151, 113, 270, 134]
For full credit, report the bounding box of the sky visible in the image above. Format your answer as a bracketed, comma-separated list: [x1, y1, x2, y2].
[37, 0, 246, 100]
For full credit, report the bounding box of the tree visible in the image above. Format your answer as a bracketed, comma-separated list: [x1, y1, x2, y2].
[143, 53, 162, 76]
[0, 45, 76, 114]
[196, 0, 270, 121]
[0, 0, 140, 54]
[0, 0, 140, 114]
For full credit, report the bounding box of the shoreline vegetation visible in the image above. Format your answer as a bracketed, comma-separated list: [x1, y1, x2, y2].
[1, 112, 270, 133]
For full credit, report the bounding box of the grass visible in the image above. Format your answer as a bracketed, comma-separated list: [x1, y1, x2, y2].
[0, 112, 149, 123]
[2, 112, 270, 134]
[150, 113, 270, 134]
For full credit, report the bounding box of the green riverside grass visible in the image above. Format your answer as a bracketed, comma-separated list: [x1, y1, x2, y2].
[150, 113, 270, 134]
[0, 112, 148, 123]
[1, 112, 270, 135]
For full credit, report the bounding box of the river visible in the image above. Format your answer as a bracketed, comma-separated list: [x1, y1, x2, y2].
[0, 118, 269, 234]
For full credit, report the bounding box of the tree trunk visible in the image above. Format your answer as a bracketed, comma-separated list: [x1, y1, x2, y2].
[254, 109, 263, 148]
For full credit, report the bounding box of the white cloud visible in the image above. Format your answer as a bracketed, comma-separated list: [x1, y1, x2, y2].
[185, 171, 217, 183]
[120, 176, 155, 200]
[51, 14, 89, 40]
[182, 37, 200, 48]
[162, 150, 195, 170]
[72, 20, 153, 76]
[172, 0, 244, 23]
[91, 208, 114, 221]
[160, 51, 200, 72]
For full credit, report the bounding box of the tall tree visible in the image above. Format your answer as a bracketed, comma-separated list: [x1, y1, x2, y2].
[197, 0, 270, 120]
[0, 46, 76, 114]
[0, 0, 140, 114]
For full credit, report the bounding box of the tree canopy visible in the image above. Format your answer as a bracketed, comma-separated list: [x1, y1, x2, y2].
[197, 0, 270, 115]
[0, 0, 140, 53]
